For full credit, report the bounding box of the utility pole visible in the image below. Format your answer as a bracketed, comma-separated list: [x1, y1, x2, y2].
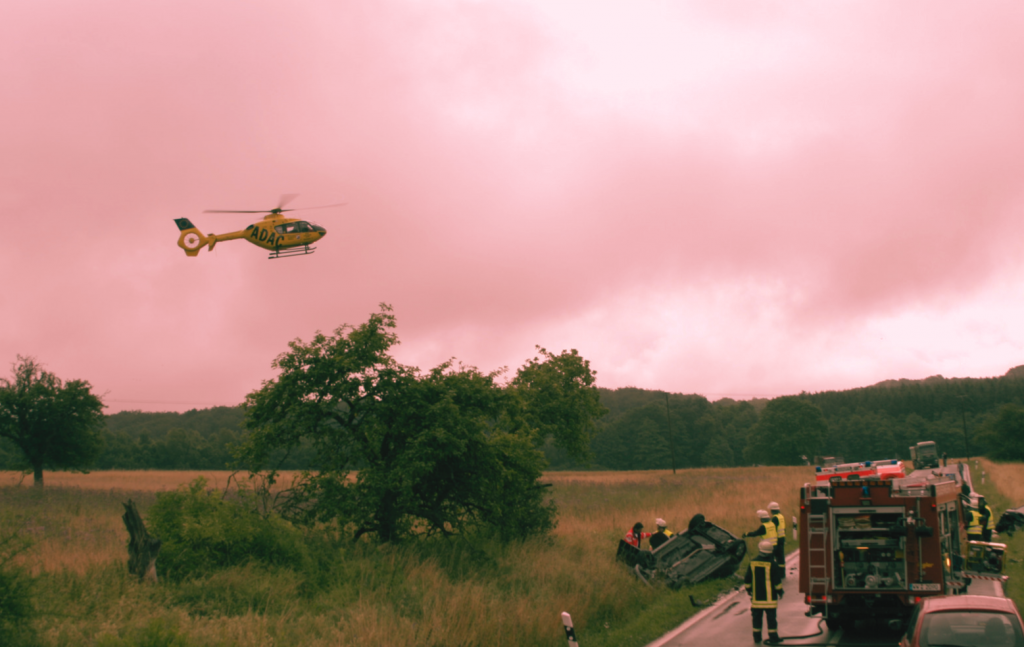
[665, 392, 676, 474]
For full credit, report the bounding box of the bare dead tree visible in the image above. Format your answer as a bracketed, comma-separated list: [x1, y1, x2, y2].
[122, 499, 160, 583]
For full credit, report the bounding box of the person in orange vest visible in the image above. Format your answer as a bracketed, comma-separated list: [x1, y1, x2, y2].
[624, 521, 651, 548]
[745, 539, 785, 644]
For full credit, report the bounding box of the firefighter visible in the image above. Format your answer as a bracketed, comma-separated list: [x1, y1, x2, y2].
[624, 522, 651, 548]
[768, 502, 786, 577]
[980, 497, 996, 542]
[742, 510, 778, 553]
[745, 539, 785, 644]
[967, 506, 984, 540]
[649, 518, 674, 550]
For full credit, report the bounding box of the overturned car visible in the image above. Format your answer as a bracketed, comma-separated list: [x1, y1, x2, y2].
[616, 515, 747, 589]
[996, 504, 1024, 536]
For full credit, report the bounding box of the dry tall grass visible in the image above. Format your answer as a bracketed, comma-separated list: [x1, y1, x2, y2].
[0, 466, 814, 646]
[957, 458, 1024, 614]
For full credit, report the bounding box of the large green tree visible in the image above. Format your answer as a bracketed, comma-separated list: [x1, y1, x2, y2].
[0, 356, 105, 487]
[239, 305, 604, 543]
[743, 396, 826, 466]
[979, 403, 1024, 461]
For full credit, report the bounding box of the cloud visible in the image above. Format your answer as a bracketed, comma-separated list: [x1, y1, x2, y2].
[3, 0, 1024, 410]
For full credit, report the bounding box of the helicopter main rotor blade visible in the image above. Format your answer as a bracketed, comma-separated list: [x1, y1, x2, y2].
[203, 209, 273, 213]
[284, 202, 347, 212]
[202, 201, 345, 214]
[277, 193, 300, 210]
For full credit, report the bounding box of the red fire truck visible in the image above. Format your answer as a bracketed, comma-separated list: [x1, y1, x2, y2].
[799, 471, 968, 631]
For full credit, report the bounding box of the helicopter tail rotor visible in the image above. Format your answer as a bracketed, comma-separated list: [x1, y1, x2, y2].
[174, 218, 211, 257]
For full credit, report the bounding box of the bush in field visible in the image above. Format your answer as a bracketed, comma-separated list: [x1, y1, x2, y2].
[0, 532, 37, 645]
[147, 477, 311, 581]
[240, 304, 604, 543]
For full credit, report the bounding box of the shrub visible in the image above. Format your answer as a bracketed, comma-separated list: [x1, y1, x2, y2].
[147, 477, 312, 581]
[0, 531, 37, 646]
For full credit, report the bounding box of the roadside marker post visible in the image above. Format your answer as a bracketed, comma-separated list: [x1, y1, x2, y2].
[561, 612, 580, 647]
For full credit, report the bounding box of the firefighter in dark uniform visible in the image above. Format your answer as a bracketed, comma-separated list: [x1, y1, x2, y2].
[649, 518, 674, 550]
[980, 497, 996, 542]
[768, 502, 786, 577]
[742, 510, 778, 553]
[745, 539, 785, 644]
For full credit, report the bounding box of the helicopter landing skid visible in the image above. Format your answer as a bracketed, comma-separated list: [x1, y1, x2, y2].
[269, 245, 316, 259]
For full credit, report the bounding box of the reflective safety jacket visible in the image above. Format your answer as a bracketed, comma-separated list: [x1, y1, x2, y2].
[747, 519, 779, 545]
[744, 554, 784, 609]
[771, 511, 786, 536]
[624, 528, 652, 548]
[649, 530, 673, 550]
[967, 510, 984, 537]
[983, 504, 996, 530]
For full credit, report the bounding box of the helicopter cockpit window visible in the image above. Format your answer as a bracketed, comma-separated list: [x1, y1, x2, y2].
[275, 223, 296, 234]
[294, 221, 312, 232]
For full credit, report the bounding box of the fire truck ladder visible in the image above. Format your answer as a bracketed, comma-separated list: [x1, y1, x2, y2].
[807, 508, 832, 619]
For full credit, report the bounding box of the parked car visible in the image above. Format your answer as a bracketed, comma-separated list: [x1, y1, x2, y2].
[899, 595, 1024, 647]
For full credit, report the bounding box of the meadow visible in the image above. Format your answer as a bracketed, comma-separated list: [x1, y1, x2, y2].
[967, 458, 1024, 611]
[0, 466, 810, 647]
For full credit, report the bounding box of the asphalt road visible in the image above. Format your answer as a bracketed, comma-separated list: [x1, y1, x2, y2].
[646, 548, 1006, 647]
[647, 551, 904, 647]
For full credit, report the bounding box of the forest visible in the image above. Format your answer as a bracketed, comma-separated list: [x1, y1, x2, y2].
[2, 366, 1023, 471]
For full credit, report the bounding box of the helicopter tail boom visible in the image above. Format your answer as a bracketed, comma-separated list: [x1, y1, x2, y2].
[174, 218, 210, 257]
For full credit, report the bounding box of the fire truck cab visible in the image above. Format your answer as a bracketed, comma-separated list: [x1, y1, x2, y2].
[800, 472, 968, 631]
[909, 441, 940, 469]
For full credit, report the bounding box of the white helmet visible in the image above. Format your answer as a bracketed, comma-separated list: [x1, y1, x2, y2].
[756, 509, 769, 519]
[758, 540, 773, 553]
[655, 518, 667, 528]
[769, 502, 780, 511]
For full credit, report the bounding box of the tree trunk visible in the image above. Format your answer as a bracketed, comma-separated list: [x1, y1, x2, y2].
[122, 499, 160, 583]
[33, 464, 43, 488]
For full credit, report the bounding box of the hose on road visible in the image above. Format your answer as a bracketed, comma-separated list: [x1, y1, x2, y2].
[778, 616, 826, 640]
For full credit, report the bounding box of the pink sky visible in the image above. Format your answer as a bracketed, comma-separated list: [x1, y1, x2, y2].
[4, 1, 1024, 413]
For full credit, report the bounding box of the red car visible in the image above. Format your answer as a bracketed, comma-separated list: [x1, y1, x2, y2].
[899, 595, 1024, 647]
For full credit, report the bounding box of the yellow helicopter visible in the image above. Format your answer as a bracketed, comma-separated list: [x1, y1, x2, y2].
[174, 195, 341, 259]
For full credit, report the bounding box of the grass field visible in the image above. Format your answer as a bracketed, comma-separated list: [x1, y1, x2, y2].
[966, 458, 1024, 612]
[0, 466, 810, 647]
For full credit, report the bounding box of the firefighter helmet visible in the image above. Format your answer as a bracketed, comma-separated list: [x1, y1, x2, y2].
[758, 540, 773, 553]
[757, 509, 769, 519]
[769, 502, 780, 511]
[656, 518, 667, 528]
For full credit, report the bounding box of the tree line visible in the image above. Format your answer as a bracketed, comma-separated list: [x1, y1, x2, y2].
[554, 367, 1024, 468]
[4, 355, 1024, 476]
